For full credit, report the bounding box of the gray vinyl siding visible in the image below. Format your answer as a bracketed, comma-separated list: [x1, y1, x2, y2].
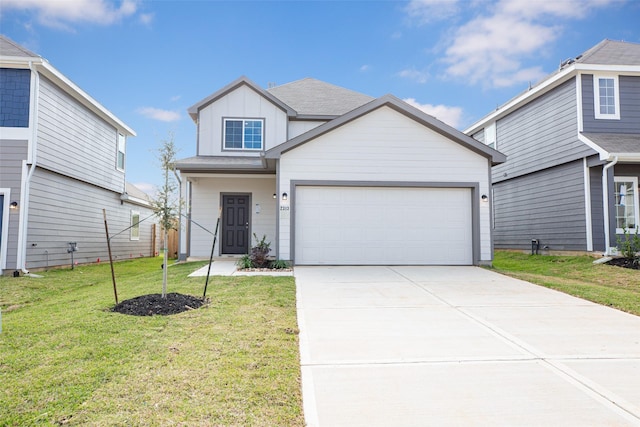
[493, 78, 595, 184]
[0, 138, 28, 270]
[36, 76, 124, 194]
[493, 160, 587, 251]
[589, 165, 605, 252]
[582, 75, 640, 133]
[25, 167, 156, 270]
[472, 129, 485, 144]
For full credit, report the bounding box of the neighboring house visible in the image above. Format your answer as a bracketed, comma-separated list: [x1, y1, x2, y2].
[176, 76, 505, 265]
[465, 39, 640, 254]
[0, 35, 156, 275]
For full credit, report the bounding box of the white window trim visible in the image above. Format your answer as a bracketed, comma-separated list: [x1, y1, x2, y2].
[222, 118, 264, 151]
[614, 176, 639, 234]
[116, 133, 126, 172]
[130, 210, 140, 241]
[593, 74, 620, 120]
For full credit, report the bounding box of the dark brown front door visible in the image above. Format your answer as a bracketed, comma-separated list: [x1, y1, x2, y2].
[222, 195, 250, 254]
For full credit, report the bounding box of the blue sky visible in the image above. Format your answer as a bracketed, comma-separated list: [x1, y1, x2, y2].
[2, 0, 639, 194]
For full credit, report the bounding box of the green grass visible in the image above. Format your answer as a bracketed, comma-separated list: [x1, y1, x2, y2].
[0, 258, 303, 426]
[490, 250, 640, 316]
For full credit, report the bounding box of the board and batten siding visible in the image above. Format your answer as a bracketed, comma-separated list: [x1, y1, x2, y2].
[589, 164, 606, 252]
[25, 168, 156, 270]
[36, 76, 124, 194]
[493, 78, 596, 184]
[288, 120, 326, 139]
[582, 74, 640, 134]
[188, 176, 276, 257]
[197, 85, 288, 156]
[0, 139, 28, 271]
[493, 160, 587, 251]
[278, 106, 492, 262]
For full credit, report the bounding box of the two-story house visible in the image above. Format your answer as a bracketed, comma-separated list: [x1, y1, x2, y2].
[465, 39, 640, 255]
[0, 35, 156, 275]
[176, 76, 505, 266]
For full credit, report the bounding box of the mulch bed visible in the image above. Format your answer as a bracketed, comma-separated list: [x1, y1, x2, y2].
[606, 257, 640, 270]
[112, 293, 206, 316]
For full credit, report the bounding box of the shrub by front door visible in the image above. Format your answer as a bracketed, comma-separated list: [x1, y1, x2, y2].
[221, 195, 249, 254]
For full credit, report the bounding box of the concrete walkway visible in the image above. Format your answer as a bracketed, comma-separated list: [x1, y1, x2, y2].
[188, 260, 293, 277]
[295, 266, 640, 426]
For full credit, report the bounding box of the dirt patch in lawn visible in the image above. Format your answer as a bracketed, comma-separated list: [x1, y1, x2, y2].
[606, 258, 640, 270]
[112, 293, 207, 316]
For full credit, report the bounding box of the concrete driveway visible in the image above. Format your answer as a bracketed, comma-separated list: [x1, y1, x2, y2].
[294, 266, 640, 426]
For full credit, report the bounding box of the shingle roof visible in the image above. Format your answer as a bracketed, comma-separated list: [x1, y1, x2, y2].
[582, 132, 640, 154]
[267, 78, 374, 116]
[0, 35, 39, 58]
[577, 39, 640, 66]
[175, 155, 275, 173]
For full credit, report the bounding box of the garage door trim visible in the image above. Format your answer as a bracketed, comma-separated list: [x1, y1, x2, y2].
[289, 180, 481, 265]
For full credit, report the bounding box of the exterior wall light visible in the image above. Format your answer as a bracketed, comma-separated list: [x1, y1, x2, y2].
[481, 194, 489, 202]
[273, 193, 277, 199]
[10, 201, 18, 209]
[282, 192, 288, 201]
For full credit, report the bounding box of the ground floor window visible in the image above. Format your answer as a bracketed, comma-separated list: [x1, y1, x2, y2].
[614, 176, 639, 233]
[131, 210, 140, 240]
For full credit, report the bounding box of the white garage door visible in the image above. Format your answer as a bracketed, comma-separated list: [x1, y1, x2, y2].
[294, 186, 473, 265]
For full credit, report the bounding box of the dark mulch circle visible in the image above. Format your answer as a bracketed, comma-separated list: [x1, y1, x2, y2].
[606, 257, 640, 270]
[112, 293, 207, 316]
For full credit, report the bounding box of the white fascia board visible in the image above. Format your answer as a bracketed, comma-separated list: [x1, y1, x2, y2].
[38, 61, 137, 136]
[464, 65, 577, 135]
[574, 64, 640, 74]
[120, 193, 152, 208]
[578, 133, 610, 160]
[607, 153, 640, 162]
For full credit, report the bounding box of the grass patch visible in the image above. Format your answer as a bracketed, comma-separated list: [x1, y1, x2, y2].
[490, 250, 640, 316]
[0, 258, 303, 426]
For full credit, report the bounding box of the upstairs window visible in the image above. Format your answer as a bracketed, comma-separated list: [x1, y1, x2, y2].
[614, 176, 638, 233]
[224, 119, 263, 150]
[594, 75, 620, 120]
[117, 133, 126, 171]
[484, 122, 497, 149]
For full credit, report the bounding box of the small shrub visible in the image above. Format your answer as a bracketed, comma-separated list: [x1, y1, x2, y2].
[237, 254, 253, 269]
[250, 234, 271, 268]
[270, 259, 289, 270]
[616, 228, 640, 263]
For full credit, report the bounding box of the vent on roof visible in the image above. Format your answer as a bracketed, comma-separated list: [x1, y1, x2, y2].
[268, 82, 277, 88]
[559, 58, 575, 70]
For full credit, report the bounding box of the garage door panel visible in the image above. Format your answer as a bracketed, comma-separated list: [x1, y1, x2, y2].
[295, 186, 473, 265]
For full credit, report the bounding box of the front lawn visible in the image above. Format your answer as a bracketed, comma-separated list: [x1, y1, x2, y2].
[0, 258, 303, 426]
[491, 250, 640, 316]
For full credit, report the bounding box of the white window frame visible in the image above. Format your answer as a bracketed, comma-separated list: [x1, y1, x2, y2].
[484, 122, 496, 149]
[116, 133, 126, 171]
[593, 75, 620, 120]
[130, 210, 140, 241]
[614, 176, 639, 234]
[223, 118, 264, 151]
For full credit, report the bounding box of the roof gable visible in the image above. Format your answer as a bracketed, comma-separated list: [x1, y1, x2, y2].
[266, 77, 374, 117]
[187, 76, 296, 122]
[266, 94, 506, 165]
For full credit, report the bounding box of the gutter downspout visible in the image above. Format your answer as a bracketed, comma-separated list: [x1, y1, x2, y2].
[602, 156, 618, 256]
[16, 61, 40, 274]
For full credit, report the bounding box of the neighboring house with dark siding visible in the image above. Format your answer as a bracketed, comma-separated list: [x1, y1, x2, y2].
[465, 39, 640, 254]
[0, 35, 156, 275]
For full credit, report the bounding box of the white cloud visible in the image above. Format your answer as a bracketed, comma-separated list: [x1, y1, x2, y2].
[397, 68, 430, 84]
[139, 12, 154, 26]
[137, 107, 181, 122]
[360, 64, 371, 72]
[405, 0, 461, 24]
[403, 98, 463, 128]
[406, 0, 620, 88]
[170, 95, 181, 102]
[2, 0, 139, 29]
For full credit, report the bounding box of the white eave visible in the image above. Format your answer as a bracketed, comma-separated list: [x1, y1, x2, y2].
[464, 63, 640, 136]
[0, 55, 136, 137]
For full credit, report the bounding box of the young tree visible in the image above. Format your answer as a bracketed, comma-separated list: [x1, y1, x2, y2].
[152, 132, 180, 298]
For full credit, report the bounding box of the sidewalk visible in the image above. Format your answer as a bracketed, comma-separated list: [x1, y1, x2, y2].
[188, 260, 293, 277]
